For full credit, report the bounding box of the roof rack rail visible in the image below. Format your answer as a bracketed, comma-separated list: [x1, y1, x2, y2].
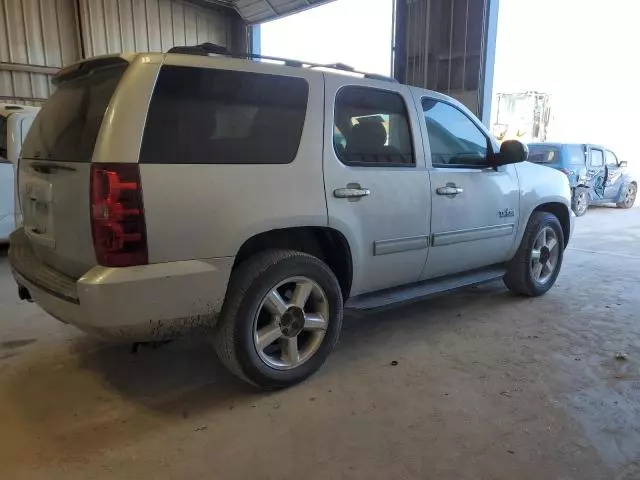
[166, 43, 398, 83]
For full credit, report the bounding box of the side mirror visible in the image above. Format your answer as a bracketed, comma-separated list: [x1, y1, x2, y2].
[493, 140, 528, 166]
[619, 160, 628, 167]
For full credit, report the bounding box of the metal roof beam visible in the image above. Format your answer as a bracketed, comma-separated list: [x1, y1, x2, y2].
[197, 0, 335, 24]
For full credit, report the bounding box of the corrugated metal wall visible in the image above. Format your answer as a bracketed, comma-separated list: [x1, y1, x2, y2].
[0, 0, 245, 104]
[0, 0, 79, 103]
[393, 0, 498, 122]
[231, 0, 334, 24]
[77, 0, 241, 57]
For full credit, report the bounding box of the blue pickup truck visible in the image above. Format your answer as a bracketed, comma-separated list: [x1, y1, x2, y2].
[528, 143, 636, 216]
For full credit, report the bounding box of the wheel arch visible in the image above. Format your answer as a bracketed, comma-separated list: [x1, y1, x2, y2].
[532, 202, 571, 247]
[618, 178, 637, 199]
[233, 226, 354, 299]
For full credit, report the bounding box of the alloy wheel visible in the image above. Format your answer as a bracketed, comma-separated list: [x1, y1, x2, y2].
[253, 277, 329, 370]
[575, 190, 588, 215]
[530, 227, 560, 285]
[625, 184, 637, 207]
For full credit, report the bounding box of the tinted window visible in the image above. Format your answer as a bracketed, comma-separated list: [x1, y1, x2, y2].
[333, 86, 414, 167]
[140, 66, 309, 165]
[606, 150, 618, 167]
[0, 117, 7, 162]
[422, 99, 488, 167]
[21, 64, 127, 162]
[591, 149, 604, 167]
[528, 145, 560, 164]
[568, 145, 585, 165]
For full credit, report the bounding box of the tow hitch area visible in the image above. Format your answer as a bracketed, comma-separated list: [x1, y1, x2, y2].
[18, 285, 32, 302]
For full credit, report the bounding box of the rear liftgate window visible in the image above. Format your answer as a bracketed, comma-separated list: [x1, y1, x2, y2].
[21, 61, 128, 162]
[528, 146, 560, 164]
[140, 66, 309, 164]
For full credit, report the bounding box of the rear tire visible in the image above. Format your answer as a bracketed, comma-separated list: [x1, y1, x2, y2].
[504, 212, 565, 297]
[617, 183, 637, 209]
[214, 249, 343, 390]
[572, 188, 589, 216]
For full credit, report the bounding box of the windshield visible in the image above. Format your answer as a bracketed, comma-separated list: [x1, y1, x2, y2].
[528, 146, 560, 164]
[21, 64, 127, 162]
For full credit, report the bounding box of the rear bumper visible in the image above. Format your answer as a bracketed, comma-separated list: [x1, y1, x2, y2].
[9, 229, 234, 341]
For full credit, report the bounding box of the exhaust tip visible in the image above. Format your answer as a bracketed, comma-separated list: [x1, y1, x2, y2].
[18, 286, 32, 302]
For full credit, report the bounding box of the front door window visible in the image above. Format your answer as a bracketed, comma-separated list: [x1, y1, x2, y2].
[422, 98, 489, 168]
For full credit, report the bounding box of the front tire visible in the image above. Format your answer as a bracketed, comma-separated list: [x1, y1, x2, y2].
[617, 183, 637, 209]
[504, 212, 565, 297]
[572, 188, 589, 216]
[214, 250, 343, 390]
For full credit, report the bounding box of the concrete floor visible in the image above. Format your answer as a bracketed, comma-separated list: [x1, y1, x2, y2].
[1, 205, 639, 480]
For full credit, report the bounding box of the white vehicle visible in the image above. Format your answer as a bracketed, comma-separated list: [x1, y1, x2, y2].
[10, 45, 573, 389]
[0, 104, 39, 242]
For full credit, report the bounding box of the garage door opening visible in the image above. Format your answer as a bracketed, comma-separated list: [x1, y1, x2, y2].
[260, 0, 394, 76]
[490, 0, 638, 172]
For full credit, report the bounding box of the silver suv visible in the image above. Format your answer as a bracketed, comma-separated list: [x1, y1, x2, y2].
[10, 45, 573, 389]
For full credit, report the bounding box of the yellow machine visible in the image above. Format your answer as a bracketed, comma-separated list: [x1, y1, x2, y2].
[491, 92, 551, 143]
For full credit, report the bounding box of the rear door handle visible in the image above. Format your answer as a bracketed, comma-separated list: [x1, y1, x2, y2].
[436, 185, 464, 196]
[334, 185, 370, 200]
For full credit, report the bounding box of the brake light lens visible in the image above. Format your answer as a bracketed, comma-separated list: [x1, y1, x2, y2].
[90, 163, 148, 267]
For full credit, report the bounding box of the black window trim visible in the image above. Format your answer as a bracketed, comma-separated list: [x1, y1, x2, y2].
[332, 85, 417, 168]
[0, 116, 8, 163]
[421, 95, 495, 170]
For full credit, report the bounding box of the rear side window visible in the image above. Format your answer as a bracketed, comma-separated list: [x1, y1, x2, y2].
[333, 86, 414, 167]
[21, 64, 127, 162]
[140, 66, 309, 164]
[567, 145, 585, 165]
[591, 149, 604, 167]
[528, 145, 560, 164]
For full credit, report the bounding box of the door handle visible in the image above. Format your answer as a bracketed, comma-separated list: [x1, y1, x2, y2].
[334, 185, 370, 199]
[436, 185, 464, 196]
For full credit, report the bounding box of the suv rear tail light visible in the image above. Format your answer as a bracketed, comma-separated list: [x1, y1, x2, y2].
[90, 163, 148, 267]
[559, 168, 572, 176]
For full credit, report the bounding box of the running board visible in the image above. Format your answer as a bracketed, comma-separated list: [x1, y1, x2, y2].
[345, 265, 507, 311]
